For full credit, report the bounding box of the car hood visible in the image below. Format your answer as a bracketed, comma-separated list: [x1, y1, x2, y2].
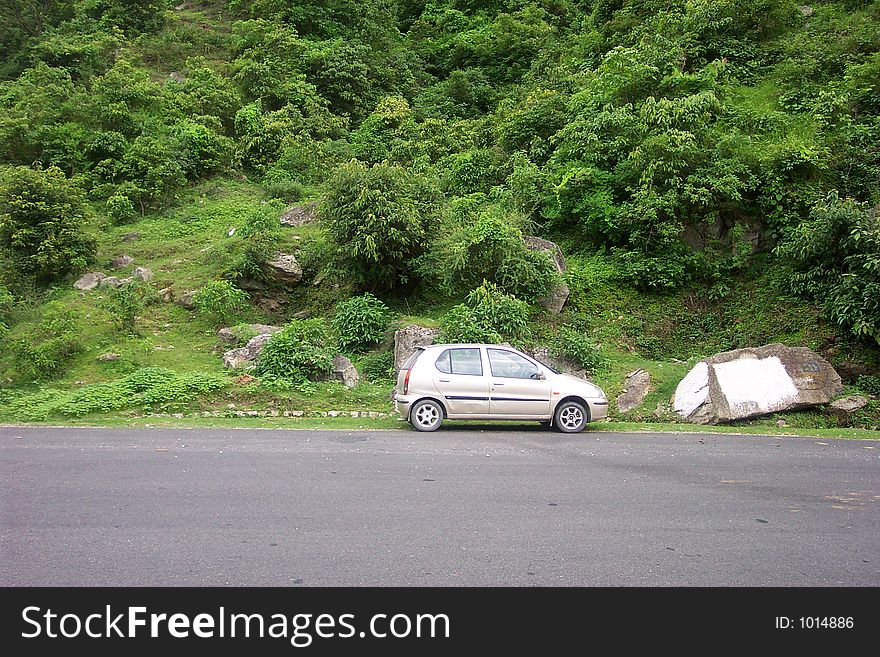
[554, 374, 606, 399]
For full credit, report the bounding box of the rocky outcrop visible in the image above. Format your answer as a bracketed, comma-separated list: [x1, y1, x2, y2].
[218, 324, 281, 345]
[393, 324, 439, 371]
[331, 355, 359, 388]
[280, 202, 319, 227]
[616, 369, 652, 414]
[525, 347, 586, 378]
[74, 272, 106, 290]
[827, 395, 869, 426]
[265, 253, 302, 284]
[222, 333, 275, 370]
[673, 344, 843, 424]
[523, 235, 569, 313]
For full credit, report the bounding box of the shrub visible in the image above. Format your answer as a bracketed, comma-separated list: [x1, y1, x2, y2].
[359, 350, 394, 381]
[0, 166, 96, 284]
[12, 306, 83, 380]
[550, 327, 603, 373]
[193, 280, 250, 326]
[856, 375, 880, 397]
[256, 319, 336, 382]
[228, 204, 282, 282]
[321, 160, 438, 290]
[100, 280, 157, 334]
[425, 203, 559, 302]
[775, 193, 880, 344]
[440, 281, 531, 344]
[106, 193, 137, 224]
[332, 293, 390, 352]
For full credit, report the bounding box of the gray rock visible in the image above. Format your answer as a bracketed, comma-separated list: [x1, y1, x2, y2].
[158, 287, 174, 303]
[218, 324, 281, 345]
[616, 369, 652, 414]
[222, 333, 275, 370]
[265, 253, 302, 284]
[168, 71, 186, 83]
[99, 276, 123, 289]
[280, 202, 319, 227]
[121, 232, 140, 242]
[176, 291, 196, 310]
[97, 352, 120, 362]
[523, 235, 569, 313]
[525, 347, 587, 378]
[799, 5, 813, 17]
[291, 310, 311, 319]
[827, 395, 869, 426]
[237, 278, 267, 291]
[110, 255, 134, 269]
[132, 266, 153, 282]
[332, 354, 359, 388]
[393, 324, 440, 371]
[74, 272, 106, 291]
[673, 344, 843, 424]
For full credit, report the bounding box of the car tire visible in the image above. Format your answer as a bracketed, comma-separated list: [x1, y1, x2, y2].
[410, 399, 443, 432]
[553, 400, 589, 433]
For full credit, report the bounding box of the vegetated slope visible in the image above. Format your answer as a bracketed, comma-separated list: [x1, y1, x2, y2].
[0, 0, 878, 428]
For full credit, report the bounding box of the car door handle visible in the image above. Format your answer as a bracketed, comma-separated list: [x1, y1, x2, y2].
[438, 378, 450, 382]
[493, 383, 504, 386]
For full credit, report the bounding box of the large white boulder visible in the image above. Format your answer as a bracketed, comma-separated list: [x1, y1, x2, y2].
[673, 344, 843, 424]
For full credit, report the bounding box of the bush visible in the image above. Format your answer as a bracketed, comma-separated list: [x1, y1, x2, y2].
[359, 350, 394, 381]
[321, 160, 438, 290]
[856, 375, 880, 397]
[550, 327, 603, 373]
[256, 319, 337, 382]
[332, 293, 389, 352]
[193, 280, 250, 326]
[100, 280, 157, 334]
[106, 193, 137, 224]
[440, 281, 531, 344]
[426, 204, 560, 302]
[0, 166, 96, 284]
[775, 193, 880, 343]
[228, 204, 282, 282]
[12, 306, 83, 380]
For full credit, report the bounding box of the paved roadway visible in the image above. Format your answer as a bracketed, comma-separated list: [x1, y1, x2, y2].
[1, 426, 878, 586]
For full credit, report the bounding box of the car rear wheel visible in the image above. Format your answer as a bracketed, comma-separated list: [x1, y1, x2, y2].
[554, 400, 588, 433]
[410, 399, 443, 432]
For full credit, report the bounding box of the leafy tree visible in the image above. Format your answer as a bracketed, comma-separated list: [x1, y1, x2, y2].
[0, 165, 95, 284]
[321, 160, 438, 290]
[439, 280, 532, 344]
[332, 293, 389, 352]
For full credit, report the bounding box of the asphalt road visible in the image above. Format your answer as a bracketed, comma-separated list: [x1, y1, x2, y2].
[1, 425, 878, 586]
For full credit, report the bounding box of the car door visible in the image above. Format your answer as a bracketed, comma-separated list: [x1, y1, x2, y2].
[431, 347, 490, 417]
[487, 348, 552, 418]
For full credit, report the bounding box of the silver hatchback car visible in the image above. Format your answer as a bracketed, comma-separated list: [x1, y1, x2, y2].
[393, 343, 608, 432]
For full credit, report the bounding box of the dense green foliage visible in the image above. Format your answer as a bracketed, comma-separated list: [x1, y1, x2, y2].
[440, 281, 532, 344]
[256, 319, 336, 382]
[0, 166, 96, 284]
[332, 293, 389, 352]
[193, 279, 250, 326]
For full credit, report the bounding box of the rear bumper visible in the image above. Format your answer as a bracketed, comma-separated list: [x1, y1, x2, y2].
[393, 393, 415, 420]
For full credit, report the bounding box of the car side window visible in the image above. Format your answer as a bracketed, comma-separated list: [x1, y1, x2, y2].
[487, 349, 540, 379]
[450, 348, 482, 376]
[435, 350, 452, 374]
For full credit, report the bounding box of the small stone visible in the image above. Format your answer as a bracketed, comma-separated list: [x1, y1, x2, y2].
[328, 411, 339, 417]
[97, 352, 120, 362]
[158, 287, 173, 303]
[121, 232, 140, 242]
[132, 267, 153, 282]
[110, 255, 134, 269]
[74, 272, 106, 291]
[776, 419, 787, 427]
[99, 276, 123, 289]
[176, 291, 196, 310]
[350, 411, 359, 418]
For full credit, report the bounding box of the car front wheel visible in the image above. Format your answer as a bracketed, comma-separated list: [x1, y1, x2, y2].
[554, 400, 588, 433]
[410, 399, 443, 432]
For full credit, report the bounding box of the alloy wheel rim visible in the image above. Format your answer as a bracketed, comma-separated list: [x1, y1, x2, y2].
[560, 406, 583, 430]
[416, 404, 439, 428]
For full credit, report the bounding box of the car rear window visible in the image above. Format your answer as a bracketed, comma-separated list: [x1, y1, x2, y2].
[401, 348, 424, 370]
[435, 348, 483, 376]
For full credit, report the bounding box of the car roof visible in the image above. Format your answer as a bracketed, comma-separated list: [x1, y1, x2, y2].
[422, 343, 515, 349]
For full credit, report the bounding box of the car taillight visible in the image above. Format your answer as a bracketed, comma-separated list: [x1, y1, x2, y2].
[403, 369, 411, 395]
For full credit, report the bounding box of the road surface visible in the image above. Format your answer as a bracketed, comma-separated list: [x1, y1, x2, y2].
[1, 425, 878, 586]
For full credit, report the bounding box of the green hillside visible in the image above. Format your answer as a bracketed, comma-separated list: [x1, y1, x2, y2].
[0, 0, 878, 431]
